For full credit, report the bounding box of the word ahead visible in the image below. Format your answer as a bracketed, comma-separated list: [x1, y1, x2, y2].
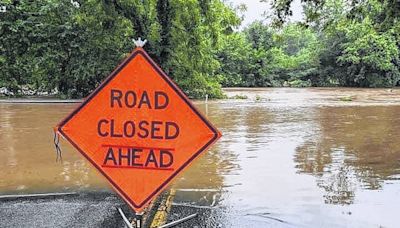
[56, 48, 221, 213]
[102, 147, 173, 170]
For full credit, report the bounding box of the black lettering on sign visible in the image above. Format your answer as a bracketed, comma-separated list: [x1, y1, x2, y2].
[124, 91, 137, 108]
[132, 148, 143, 167]
[144, 149, 158, 168]
[151, 121, 163, 139]
[155, 91, 169, 109]
[109, 89, 169, 109]
[138, 121, 149, 138]
[110, 119, 122, 137]
[98, 119, 109, 137]
[160, 150, 173, 168]
[97, 119, 180, 140]
[165, 122, 179, 139]
[102, 147, 174, 170]
[104, 147, 117, 165]
[118, 148, 131, 166]
[123, 121, 135, 137]
[138, 91, 152, 109]
[110, 89, 123, 108]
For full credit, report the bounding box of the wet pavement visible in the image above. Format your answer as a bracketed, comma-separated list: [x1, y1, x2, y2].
[1, 88, 400, 227]
[0, 192, 128, 228]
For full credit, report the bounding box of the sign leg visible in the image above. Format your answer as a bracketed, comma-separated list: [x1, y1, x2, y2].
[134, 212, 143, 228]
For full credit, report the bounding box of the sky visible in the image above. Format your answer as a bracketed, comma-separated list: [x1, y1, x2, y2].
[227, 0, 304, 28]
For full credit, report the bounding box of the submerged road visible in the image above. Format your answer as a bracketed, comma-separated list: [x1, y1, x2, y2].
[0, 190, 293, 228]
[0, 190, 222, 228]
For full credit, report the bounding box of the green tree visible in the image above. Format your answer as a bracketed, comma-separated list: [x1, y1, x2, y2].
[315, 0, 400, 87]
[0, 0, 133, 97]
[267, 24, 320, 87]
[267, 0, 400, 87]
[0, 0, 240, 98]
[218, 22, 321, 87]
[217, 32, 257, 87]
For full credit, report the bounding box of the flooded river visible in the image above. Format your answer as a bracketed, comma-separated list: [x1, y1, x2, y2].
[1, 88, 400, 227]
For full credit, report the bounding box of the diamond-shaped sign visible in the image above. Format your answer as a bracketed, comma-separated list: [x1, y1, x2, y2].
[56, 48, 221, 212]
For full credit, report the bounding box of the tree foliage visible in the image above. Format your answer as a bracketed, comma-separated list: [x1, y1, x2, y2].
[0, 0, 239, 98]
[1, 0, 399, 97]
[265, 0, 400, 87]
[218, 22, 320, 87]
[217, 0, 400, 88]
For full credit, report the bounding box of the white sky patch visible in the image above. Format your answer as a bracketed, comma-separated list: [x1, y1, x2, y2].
[227, 0, 304, 28]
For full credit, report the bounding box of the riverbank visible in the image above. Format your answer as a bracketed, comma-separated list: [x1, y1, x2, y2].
[223, 87, 400, 106]
[0, 99, 82, 103]
[2, 87, 400, 106]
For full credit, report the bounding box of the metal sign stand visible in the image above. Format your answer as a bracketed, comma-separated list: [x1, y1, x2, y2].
[159, 213, 197, 228]
[117, 39, 201, 228]
[115, 39, 148, 228]
[128, 37, 147, 228]
[133, 212, 143, 228]
[118, 207, 133, 228]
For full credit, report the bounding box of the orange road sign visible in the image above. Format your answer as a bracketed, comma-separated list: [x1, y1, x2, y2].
[56, 47, 221, 212]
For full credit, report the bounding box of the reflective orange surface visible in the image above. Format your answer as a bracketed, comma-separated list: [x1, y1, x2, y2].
[57, 48, 220, 212]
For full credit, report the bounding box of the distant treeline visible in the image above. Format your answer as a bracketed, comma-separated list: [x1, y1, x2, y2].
[1, 0, 399, 98]
[220, 0, 400, 88]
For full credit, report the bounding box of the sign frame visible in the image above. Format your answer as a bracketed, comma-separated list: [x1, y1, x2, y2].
[56, 47, 221, 211]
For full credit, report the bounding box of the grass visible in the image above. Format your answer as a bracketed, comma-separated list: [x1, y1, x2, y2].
[229, 94, 248, 99]
[339, 96, 354, 101]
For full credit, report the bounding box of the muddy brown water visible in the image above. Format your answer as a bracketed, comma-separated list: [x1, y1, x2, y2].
[1, 88, 400, 227]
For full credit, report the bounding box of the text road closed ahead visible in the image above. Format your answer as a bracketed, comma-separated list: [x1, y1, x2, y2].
[56, 48, 221, 212]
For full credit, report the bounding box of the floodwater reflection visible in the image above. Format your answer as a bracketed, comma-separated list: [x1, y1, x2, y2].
[0, 104, 109, 193]
[295, 106, 400, 204]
